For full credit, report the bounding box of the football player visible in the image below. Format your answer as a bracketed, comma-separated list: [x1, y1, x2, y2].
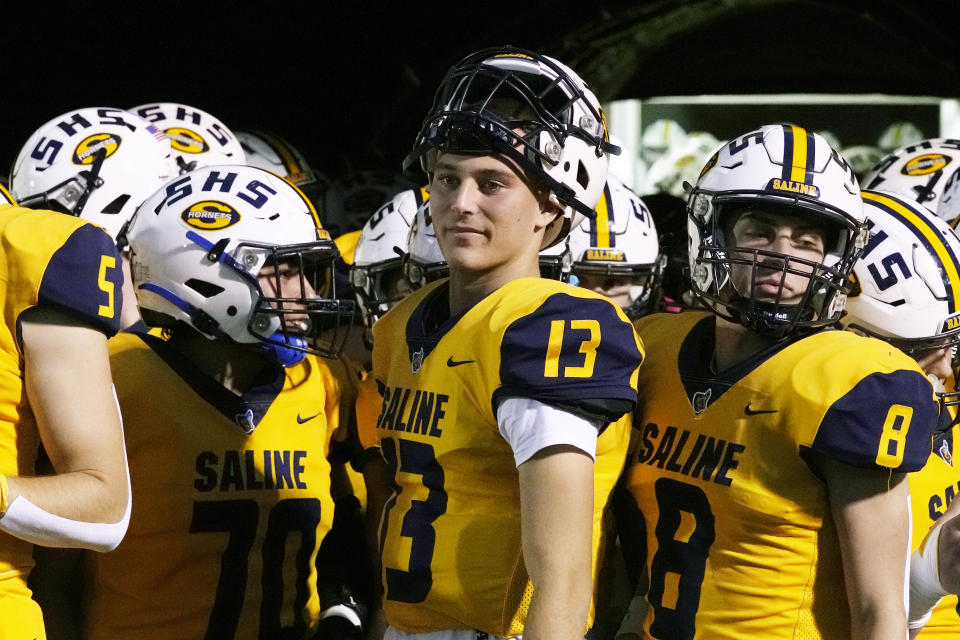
[76, 165, 365, 639]
[838, 189, 960, 638]
[623, 125, 940, 639]
[567, 176, 663, 320]
[130, 102, 246, 174]
[0, 152, 129, 637]
[10, 106, 176, 332]
[371, 46, 642, 640]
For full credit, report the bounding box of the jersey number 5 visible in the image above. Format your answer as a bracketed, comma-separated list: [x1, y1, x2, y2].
[544, 319, 601, 378]
[97, 254, 116, 318]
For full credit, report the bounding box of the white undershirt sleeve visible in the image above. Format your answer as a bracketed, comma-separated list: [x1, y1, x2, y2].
[0, 384, 131, 552]
[496, 397, 601, 466]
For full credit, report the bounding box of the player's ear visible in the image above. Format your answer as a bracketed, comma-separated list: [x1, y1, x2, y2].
[535, 193, 563, 232]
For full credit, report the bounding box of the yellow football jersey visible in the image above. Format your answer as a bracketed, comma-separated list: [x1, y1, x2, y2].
[911, 419, 960, 639]
[372, 277, 643, 636]
[83, 332, 355, 640]
[0, 206, 122, 627]
[625, 312, 940, 640]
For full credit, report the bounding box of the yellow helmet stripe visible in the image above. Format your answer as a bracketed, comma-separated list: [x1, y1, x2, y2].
[784, 125, 814, 184]
[863, 190, 960, 313]
[592, 184, 613, 247]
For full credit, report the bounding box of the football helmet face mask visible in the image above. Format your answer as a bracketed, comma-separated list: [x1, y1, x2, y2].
[127, 165, 353, 362]
[235, 129, 328, 210]
[350, 187, 426, 327]
[11, 107, 175, 240]
[404, 45, 618, 250]
[569, 176, 664, 319]
[688, 124, 868, 336]
[842, 190, 960, 412]
[131, 103, 245, 175]
[861, 138, 960, 228]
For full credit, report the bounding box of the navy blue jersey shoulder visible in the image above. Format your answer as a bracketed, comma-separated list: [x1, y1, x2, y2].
[38, 223, 123, 336]
[495, 293, 641, 422]
[813, 369, 938, 472]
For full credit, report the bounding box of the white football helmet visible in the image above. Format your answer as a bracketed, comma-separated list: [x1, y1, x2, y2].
[322, 170, 418, 239]
[404, 201, 448, 289]
[404, 46, 618, 250]
[878, 121, 925, 153]
[688, 124, 868, 335]
[131, 102, 245, 174]
[842, 189, 960, 409]
[351, 187, 427, 326]
[841, 145, 884, 181]
[568, 176, 663, 319]
[10, 107, 175, 239]
[641, 131, 720, 198]
[235, 128, 328, 208]
[861, 138, 960, 227]
[127, 165, 353, 361]
[640, 119, 687, 166]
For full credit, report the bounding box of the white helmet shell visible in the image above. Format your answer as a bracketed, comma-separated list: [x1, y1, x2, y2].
[861, 138, 960, 227]
[127, 164, 351, 356]
[569, 176, 662, 317]
[877, 121, 925, 153]
[843, 189, 960, 352]
[351, 187, 427, 325]
[131, 102, 245, 174]
[404, 200, 448, 288]
[641, 119, 687, 166]
[10, 107, 176, 239]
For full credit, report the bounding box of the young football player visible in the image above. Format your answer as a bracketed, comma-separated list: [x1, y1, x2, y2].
[76, 165, 364, 639]
[623, 125, 940, 639]
[9, 106, 176, 332]
[837, 189, 960, 638]
[0, 174, 129, 638]
[371, 46, 642, 640]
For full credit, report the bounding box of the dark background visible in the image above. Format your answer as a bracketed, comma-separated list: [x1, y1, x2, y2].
[8, 0, 959, 182]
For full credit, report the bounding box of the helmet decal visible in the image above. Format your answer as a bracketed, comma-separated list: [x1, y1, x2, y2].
[180, 200, 242, 231]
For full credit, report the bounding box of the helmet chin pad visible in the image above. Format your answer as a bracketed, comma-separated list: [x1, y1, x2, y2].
[262, 332, 307, 367]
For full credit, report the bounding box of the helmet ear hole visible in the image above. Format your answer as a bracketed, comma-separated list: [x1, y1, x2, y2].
[184, 279, 225, 298]
[576, 161, 589, 189]
[101, 194, 131, 215]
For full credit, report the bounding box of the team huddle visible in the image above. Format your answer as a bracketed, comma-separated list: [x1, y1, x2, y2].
[0, 45, 958, 640]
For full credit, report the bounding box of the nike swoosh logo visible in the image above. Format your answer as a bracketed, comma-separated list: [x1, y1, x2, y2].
[297, 413, 320, 424]
[446, 356, 475, 367]
[744, 403, 778, 416]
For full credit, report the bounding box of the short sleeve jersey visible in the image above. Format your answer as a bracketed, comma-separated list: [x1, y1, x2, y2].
[83, 333, 356, 640]
[372, 277, 643, 636]
[624, 312, 939, 640]
[0, 205, 122, 583]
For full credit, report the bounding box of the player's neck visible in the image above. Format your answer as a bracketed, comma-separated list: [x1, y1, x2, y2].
[713, 316, 779, 373]
[168, 330, 270, 395]
[447, 256, 540, 315]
